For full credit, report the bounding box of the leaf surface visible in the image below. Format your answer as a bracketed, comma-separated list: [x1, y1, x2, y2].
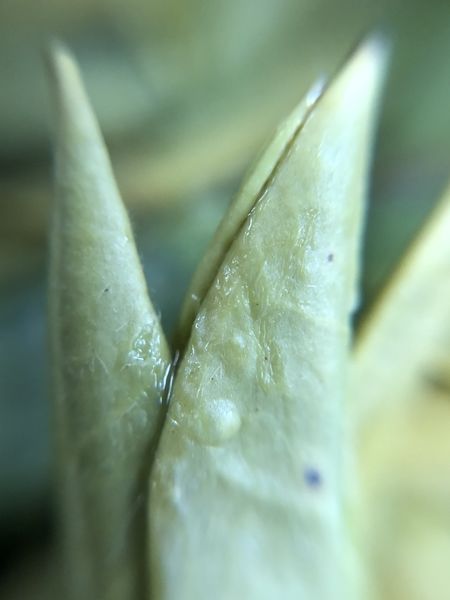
[149, 37, 388, 600]
[353, 182, 450, 600]
[176, 77, 325, 349]
[47, 43, 171, 600]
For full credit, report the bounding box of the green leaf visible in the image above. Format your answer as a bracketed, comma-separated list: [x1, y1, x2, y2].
[149, 37, 388, 600]
[176, 76, 325, 350]
[46, 42, 171, 600]
[353, 182, 450, 600]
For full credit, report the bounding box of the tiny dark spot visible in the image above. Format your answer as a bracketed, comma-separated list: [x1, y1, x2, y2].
[327, 253, 334, 263]
[264, 356, 268, 361]
[104, 287, 110, 293]
[304, 467, 322, 489]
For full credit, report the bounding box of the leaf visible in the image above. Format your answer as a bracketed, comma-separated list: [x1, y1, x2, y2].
[353, 182, 450, 600]
[149, 37, 388, 600]
[176, 76, 325, 350]
[46, 42, 171, 600]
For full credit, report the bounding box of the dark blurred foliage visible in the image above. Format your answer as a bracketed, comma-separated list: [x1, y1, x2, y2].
[1, 0, 450, 595]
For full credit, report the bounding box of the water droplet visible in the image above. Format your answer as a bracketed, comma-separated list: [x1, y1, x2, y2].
[193, 398, 241, 445]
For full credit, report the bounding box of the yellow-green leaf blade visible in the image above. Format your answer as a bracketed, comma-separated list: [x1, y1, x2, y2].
[149, 37, 388, 600]
[176, 77, 325, 349]
[353, 182, 450, 600]
[46, 43, 171, 600]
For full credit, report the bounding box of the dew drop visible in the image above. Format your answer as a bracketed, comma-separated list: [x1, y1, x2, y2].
[194, 398, 241, 445]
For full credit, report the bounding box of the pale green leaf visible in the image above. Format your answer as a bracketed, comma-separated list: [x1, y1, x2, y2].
[176, 76, 325, 349]
[149, 37, 388, 600]
[353, 182, 450, 600]
[46, 43, 171, 600]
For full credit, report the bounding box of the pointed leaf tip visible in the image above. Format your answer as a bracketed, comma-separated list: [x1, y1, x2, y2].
[149, 35, 389, 600]
[176, 34, 389, 351]
[46, 42, 171, 600]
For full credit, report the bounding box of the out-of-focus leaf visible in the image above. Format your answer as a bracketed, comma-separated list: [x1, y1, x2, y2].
[353, 183, 450, 600]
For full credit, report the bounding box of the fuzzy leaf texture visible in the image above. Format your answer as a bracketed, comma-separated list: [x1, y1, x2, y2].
[46, 43, 171, 600]
[149, 38, 388, 600]
[175, 76, 326, 350]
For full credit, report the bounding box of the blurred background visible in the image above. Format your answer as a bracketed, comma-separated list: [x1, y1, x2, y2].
[1, 0, 450, 597]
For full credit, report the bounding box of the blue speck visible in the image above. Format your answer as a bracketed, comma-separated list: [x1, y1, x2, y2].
[304, 467, 322, 488]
